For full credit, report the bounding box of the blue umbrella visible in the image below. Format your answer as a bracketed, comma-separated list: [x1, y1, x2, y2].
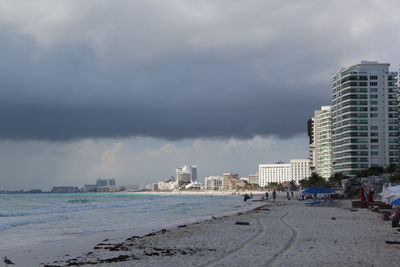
[392, 198, 400, 205]
[320, 188, 336, 194]
[302, 187, 336, 194]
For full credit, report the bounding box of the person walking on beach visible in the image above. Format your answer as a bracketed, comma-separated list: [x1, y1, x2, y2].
[286, 191, 290, 200]
[265, 192, 269, 199]
[272, 190, 276, 202]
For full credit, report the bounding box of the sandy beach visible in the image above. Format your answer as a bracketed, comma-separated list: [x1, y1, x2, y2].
[28, 193, 399, 267]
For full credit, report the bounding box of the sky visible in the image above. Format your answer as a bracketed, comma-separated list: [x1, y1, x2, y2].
[0, 0, 400, 190]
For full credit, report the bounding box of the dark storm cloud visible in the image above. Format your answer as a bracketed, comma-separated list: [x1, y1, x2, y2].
[0, 0, 398, 141]
[0, 34, 328, 141]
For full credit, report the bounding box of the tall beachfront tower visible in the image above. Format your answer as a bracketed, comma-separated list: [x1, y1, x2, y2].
[331, 61, 399, 176]
[307, 118, 316, 172]
[314, 106, 333, 179]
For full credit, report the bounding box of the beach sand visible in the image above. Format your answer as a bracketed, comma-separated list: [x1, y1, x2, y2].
[7, 193, 400, 266]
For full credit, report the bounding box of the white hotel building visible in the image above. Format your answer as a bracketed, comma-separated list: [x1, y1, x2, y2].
[259, 159, 311, 186]
[204, 176, 223, 190]
[331, 61, 399, 176]
[314, 106, 333, 179]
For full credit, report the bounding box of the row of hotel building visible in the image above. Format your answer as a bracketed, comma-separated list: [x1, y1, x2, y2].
[235, 60, 400, 187]
[153, 67, 400, 191]
[205, 159, 312, 190]
[147, 162, 312, 191]
[309, 61, 399, 178]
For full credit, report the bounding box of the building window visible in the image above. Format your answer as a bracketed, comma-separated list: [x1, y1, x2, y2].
[370, 139, 378, 143]
[370, 88, 378, 92]
[370, 113, 378, 118]
[370, 76, 378, 80]
[370, 82, 378, 86]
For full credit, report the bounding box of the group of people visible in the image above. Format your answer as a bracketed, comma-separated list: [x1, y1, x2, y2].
[264, 191, 277, 201]
[243, 190, 278, 202]
[286, 191, 294, 200]
[244, 190, 301, 202]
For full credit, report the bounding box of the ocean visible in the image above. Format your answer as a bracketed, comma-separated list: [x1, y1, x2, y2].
[0, 192, 254, 252]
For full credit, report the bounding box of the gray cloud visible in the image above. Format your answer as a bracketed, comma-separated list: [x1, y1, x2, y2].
[0, 0, 399, 141]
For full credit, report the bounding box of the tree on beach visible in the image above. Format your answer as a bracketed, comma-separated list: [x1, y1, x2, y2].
[289, 180, 298, 190]
[355, 166, 384, 177]
[328, 172, 348, 187]
[389, 174, 400, 183]
[266, 182, 285, 191]
[237, 183, 263, 190]
[300, 173, 328, 188]
[299, 178, 308, 188]
[384, 164, 397, 173]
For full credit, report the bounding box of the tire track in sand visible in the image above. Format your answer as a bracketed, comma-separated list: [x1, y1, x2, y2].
[267, 207, 299, 267]
[202, 215, 266, 267]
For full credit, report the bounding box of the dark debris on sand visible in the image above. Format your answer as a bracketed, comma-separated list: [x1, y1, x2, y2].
[45, 232, 217, 266]
[45, 205, 266, 266]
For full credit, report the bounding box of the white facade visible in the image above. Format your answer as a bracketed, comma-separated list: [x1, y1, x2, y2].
[248, 172, 259, 185]
[259, 159, 311, 186]
[156, 181, 175, 191]
[185, 181, 202, 189]
[314, 106, 333, 179]
[204, 176, 223, 190]
[332, 61, 399, 176]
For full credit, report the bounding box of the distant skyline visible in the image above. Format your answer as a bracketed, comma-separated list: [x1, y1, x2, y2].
[0, 1, 399, 189]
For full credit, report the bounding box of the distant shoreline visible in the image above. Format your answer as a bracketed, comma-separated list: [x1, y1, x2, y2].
[0, 190, 267, 196]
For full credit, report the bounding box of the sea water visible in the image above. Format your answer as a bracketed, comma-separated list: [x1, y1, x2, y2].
[0, 193, 253, 251]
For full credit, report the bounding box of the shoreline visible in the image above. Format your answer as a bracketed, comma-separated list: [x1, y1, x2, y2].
[2, 197, 265, 267]
[125, 190, 266, 196]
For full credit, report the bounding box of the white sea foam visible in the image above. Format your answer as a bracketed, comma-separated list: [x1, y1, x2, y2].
[0, 216, 68, 231]
[0, 201, 145, 217]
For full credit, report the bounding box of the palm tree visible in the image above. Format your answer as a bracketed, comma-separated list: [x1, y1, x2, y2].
[307, 173, 327, 187]
[329, 172, 348, 187]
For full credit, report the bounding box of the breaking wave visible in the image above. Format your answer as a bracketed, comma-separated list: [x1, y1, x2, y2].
[0, 216, 69, 231]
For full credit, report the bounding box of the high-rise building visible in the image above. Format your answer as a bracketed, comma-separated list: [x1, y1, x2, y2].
[331, 61, 399, 176]
[176, 165, 198, 186]
[259, 159, 311, 186]
[314, 106, 333, 179]
[307, 118, 316, 172]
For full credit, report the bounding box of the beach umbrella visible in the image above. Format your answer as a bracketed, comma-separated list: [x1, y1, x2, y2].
[367, 189, 373, 202]
[360, 187, 366, 202]
[302, 187, 336, 194]
[302, 187, 320, 194]
[320, 188, 336, 194]
[392, 198, 400, 206]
